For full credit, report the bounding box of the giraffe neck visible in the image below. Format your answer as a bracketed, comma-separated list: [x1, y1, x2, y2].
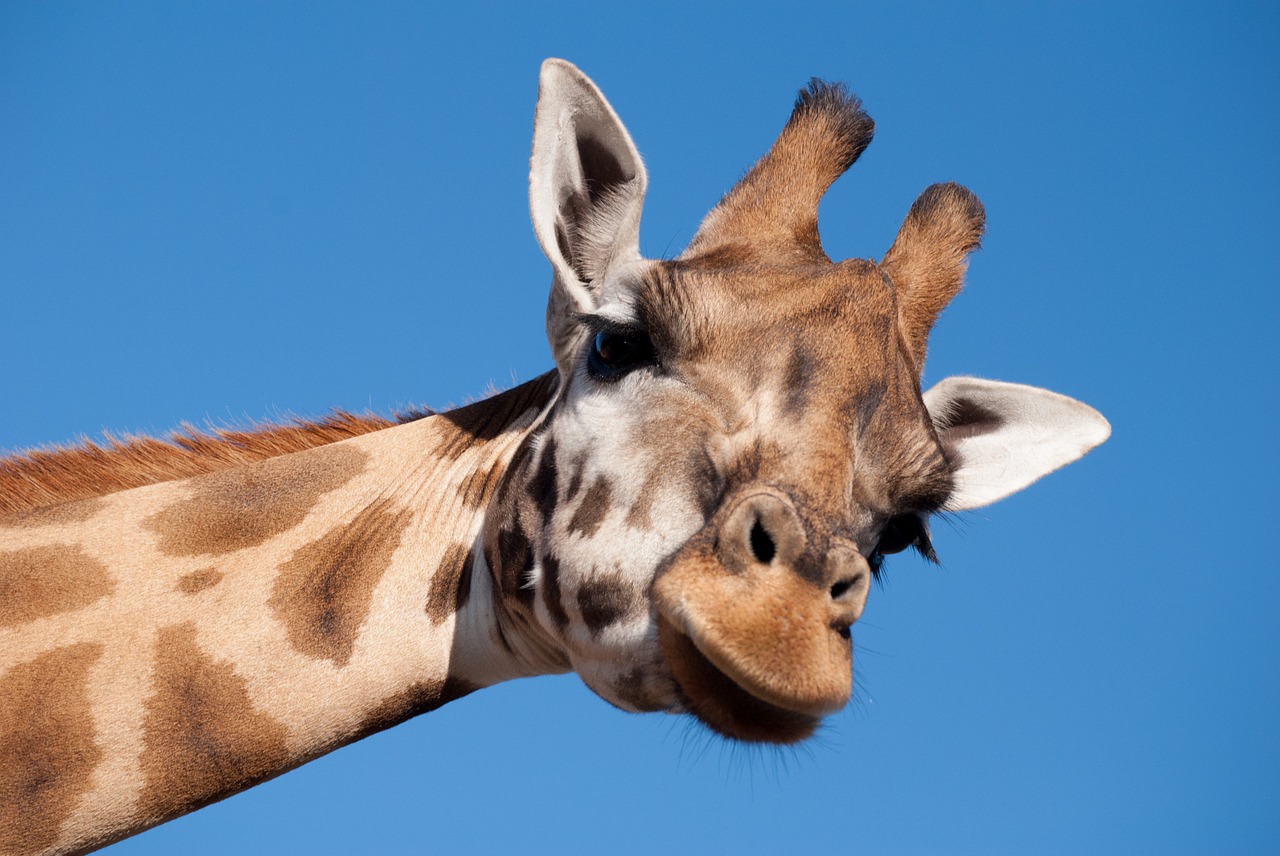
[0, 373, 563, 856]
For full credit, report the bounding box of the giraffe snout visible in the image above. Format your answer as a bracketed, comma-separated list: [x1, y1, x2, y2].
[652, 487, 860, 741]
[717, 490, 871, 633]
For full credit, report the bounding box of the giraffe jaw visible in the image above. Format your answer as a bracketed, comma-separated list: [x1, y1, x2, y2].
[655, 613, 821, 744]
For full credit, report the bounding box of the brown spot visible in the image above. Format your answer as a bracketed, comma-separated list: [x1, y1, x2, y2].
[0, 497, 105, 529]
[541, 553, 570, 630]
[437, 373, 558, 460]
[0, 545, 114, 628]
[270, 501, 414, 666]
[458, 462, 504, 509]
[495, 523, 536, 607]
[0, 643, 104, 854]
[138, 623, 290, 825]
[526, 437, 559, 523]
[567, 477, 612, 538]
[783, 340, 817, 414]
[577, 571, 636, 635]
[853, 378, 888, 435]
[425, 542, 474, 625]
[177, 568, 223, 595]
[931, 392, 1006, 435]
[614, 667, 668, 713]
[145, 445, 367, 557]
[354, 676, 478, 740]
[625, 470, 660, 530]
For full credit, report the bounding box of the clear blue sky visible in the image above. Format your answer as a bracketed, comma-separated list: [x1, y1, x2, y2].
[2, 3, 1277, 854]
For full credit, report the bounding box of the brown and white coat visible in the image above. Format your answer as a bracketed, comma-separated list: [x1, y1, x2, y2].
[0, 59, 1108, 855]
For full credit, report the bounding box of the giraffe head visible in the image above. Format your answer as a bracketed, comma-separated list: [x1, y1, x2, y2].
[484, 60, 1109, 743]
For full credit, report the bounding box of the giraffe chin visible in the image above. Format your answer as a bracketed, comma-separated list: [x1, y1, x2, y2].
[656, 613, 820, 744]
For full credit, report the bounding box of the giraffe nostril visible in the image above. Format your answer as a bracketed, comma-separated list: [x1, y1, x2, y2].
[749, 517, 776, 564]
[830, 573, 863, 602]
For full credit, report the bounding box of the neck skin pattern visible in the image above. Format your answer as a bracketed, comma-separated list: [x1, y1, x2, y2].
[0, 374, 560, 856]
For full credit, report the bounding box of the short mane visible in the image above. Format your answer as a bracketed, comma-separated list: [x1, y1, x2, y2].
[0, 409, 431, 517]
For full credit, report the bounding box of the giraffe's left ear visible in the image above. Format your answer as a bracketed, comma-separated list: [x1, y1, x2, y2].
[923, 377, 1111, 511]
[530, 59, 648, 363]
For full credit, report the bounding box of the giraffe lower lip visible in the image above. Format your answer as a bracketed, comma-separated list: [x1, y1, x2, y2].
[656, 614, 819, 744]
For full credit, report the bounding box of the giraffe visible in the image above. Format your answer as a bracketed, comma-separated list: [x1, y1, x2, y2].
[0, 59, 1109, 854]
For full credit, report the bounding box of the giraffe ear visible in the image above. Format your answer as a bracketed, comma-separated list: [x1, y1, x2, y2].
[923, 377, 1111, 511]
[530, 59, 647, 313]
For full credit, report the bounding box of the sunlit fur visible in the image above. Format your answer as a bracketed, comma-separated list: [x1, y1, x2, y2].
[0, 60, 1109, 853]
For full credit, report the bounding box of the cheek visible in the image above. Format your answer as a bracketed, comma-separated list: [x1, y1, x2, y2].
[539, 381, 720, 712]
[568, 622, 678, 714]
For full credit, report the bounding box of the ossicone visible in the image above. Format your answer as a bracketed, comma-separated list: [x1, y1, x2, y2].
[682, 79, 875, 264]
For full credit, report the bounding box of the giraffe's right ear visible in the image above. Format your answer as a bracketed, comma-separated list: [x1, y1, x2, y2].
[923, 376, 1111, 511]
[530, 59, 648, 359]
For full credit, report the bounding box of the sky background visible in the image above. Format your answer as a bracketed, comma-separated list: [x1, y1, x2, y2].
[2, 3, 1277, 854]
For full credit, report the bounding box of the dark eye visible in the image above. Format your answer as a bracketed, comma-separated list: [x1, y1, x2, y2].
[868, 514, 936, 578]
[586, 330, 656, 381]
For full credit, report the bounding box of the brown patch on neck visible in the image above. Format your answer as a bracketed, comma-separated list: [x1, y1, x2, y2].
[0, 544, 115, 628]
[0, 642, 104, 855]
[138, 623, 291, 827]
[177, 567, 224, 595]
[353, 676, 478, 741]
[437, 373, 559, 460]
[144, 444, 367, 557]
[425, 542, 474, 626]
[625, 470, 660, 529]
[270, 500, 414, 666]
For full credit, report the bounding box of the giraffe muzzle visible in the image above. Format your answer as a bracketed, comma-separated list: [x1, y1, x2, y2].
[653, 488, 869, 742]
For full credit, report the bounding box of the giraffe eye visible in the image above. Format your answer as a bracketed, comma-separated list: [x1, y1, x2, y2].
[587, 330, 656, 381]
[868, 514, 936, 579]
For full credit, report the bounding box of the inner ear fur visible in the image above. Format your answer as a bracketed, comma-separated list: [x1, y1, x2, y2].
[881, 183, 985, 370]
[923, 376, 1111, 511]
[529, 59, 648, 304]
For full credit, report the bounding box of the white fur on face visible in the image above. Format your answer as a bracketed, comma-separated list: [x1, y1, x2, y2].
[533, 361, 713, 712]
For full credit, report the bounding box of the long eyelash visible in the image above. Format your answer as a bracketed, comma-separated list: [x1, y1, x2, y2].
[914, 524, 939, 564]
[871, 518, 941, 582]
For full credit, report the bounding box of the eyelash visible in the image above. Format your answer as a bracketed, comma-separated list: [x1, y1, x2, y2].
[868, 514, 937, 579]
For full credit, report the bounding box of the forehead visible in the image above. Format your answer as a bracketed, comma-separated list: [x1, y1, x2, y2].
[626, 255, 903, 379]
[599, 255, 950, 513]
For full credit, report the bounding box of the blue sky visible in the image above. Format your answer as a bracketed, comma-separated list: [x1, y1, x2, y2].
[2, 3, 1277, 854]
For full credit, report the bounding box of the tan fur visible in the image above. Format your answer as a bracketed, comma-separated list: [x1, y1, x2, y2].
[0, 376, 556, 853]
[685, 81, 874, 263]
[0, 61, 1107, 851]
[881, 182, 986, 367]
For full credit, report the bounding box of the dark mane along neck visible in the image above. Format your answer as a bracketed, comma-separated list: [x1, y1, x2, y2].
[0, 373, 558, 517]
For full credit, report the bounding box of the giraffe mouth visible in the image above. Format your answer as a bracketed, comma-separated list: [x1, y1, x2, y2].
[656, 613, 820, 744]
